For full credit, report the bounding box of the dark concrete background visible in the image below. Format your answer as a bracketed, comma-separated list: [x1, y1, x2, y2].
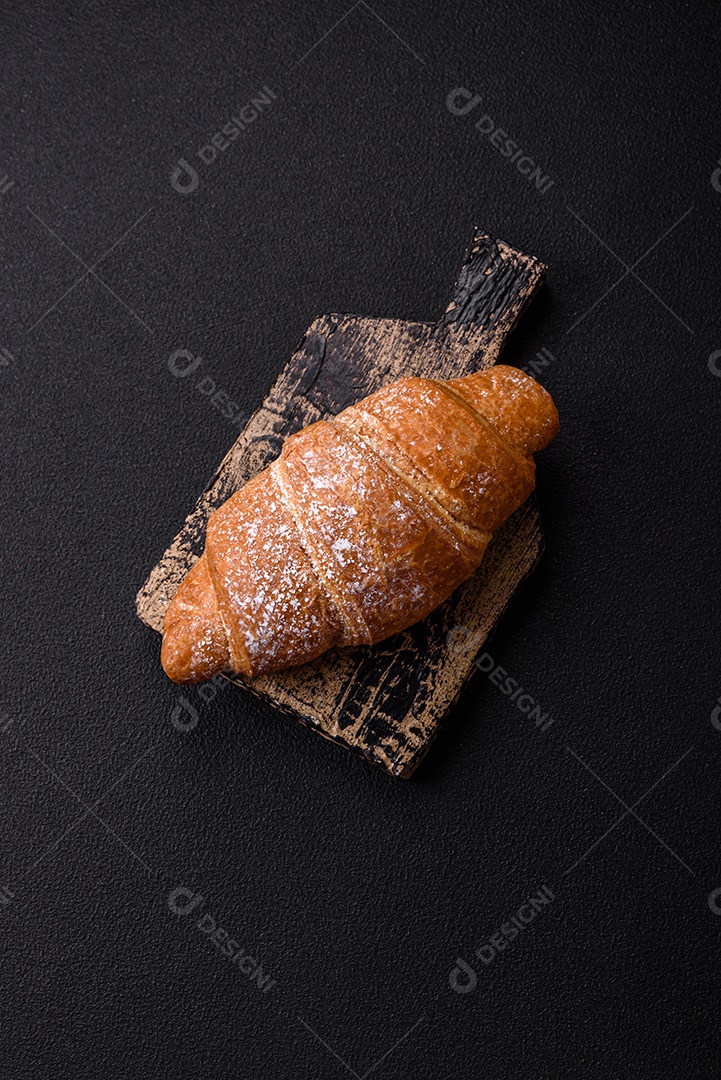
[0, 1, 719, 1076]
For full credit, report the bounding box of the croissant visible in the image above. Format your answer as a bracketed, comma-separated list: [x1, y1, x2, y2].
[161, 364, 558, 683]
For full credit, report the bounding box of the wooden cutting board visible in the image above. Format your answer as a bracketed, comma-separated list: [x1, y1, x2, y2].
[136, 229, 547, 777]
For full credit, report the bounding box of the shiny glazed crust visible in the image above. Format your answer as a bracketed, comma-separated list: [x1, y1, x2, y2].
[160, 365, 559, 683]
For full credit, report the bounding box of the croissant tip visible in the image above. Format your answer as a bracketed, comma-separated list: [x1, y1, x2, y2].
[160, 555, 232, 684]
[160, 633, 203, 684]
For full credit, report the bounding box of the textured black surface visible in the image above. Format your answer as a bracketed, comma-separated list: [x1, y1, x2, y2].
[1, 1, 720, 1077]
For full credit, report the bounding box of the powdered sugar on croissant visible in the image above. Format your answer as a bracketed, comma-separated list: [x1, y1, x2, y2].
[160, 365, 559, 683]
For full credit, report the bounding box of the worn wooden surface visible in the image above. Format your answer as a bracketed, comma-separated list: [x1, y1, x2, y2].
[136, 229, 547, 777]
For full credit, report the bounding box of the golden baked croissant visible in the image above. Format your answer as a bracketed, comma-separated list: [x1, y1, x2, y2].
[161, 364, 558, 684]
